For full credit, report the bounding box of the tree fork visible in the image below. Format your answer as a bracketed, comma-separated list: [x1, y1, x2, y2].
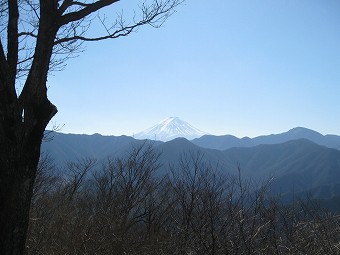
[0, 1, 58, 254]
[0, 97, 57, 255]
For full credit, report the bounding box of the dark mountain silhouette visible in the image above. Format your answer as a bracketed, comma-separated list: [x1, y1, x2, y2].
[191, 127, 340, 150]
[153, 138, 340, 198]
[42, 132, 161, 166]
[42, 129, 340, 200]
[223, 139, 340, 196]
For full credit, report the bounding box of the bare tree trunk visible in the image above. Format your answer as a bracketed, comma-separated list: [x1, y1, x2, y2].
[0, 92, 57, 255]
[0, 1, 58, 253]
[0, 138, 41, 254]
[0, 96, 57, 255]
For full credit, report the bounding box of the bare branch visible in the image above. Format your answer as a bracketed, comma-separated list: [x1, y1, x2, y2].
[55, 0, 183, 44]
[59, 0, 120, 26]
[58, 0, 77, 15]
[23, 0, 39, 20]
[7, 0, 19, 85]
[18, 31, 37, 38]
[65, 1, 92, 8]
[0, 39, 9, 85]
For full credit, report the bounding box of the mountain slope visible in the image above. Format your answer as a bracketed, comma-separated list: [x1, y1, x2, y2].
[223, 139, 340, 196]
[42, 131, 340, 200]
[135, 117, 208, 141]
[42, 132, 161, 167]
[191, 134, 254, 150]
[157, 138, 340, 198]
[192, 127, 340, 150]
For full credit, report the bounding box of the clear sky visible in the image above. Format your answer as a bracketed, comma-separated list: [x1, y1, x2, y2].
[47, 0, 340, 138]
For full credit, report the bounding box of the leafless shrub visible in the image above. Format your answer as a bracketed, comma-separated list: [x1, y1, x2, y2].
[27, 146, 340, 254]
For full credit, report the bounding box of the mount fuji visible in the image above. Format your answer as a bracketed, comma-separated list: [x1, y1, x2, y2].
[134, 117, 208, 141]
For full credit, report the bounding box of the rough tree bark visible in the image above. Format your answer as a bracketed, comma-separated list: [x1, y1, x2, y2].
[0, 1, 58, 254]
[0, 0, 182, 254]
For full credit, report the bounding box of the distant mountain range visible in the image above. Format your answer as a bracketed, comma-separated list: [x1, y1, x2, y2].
[158, 138, 340, 198]
[134, 117, 208, 141]
[192, 127, 340, 151]
[42, 133, 161, 164]
[134, 118, 340, 150]
[42, 126, 340, 207]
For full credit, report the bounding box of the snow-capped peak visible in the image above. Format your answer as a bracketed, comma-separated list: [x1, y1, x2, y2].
[134, 117, 208, 141]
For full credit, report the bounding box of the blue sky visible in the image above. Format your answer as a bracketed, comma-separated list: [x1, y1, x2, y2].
[48, 0, 340, 138]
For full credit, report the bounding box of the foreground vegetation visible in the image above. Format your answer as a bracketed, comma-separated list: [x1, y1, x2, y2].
[27, 145, 340, 254]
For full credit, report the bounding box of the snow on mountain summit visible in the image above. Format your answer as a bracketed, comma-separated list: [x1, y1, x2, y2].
[134, 117, 208, 141]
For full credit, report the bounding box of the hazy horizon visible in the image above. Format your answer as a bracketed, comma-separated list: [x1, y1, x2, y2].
[50, 116, 339, 139]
